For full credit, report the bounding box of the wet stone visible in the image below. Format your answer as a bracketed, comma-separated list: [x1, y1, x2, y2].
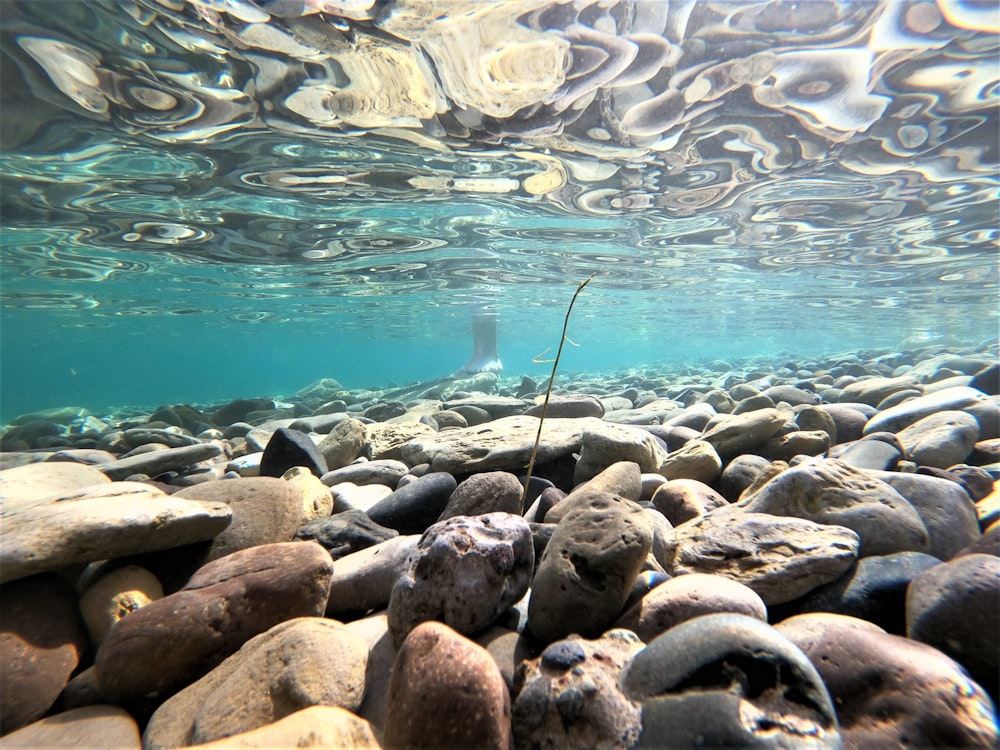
[650, 478, 729, 525]
[315, 416, 367, 470]
[437, 470, 525, 521]
[366, 471, 457, 534]
[0, 706, 141, 749]
[293, 508, 398, 559]
[259, 427, 328, 478]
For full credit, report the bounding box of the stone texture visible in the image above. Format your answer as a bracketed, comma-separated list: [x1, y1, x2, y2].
[366, 422, 436, 461]
[662, 508, 860, 605]
[476, 625, 532, 696]
[259, 427, 328, 478]
[320, 459, 409, 488]
[863, 385, 992, 435]
[906, 554, 1000, 699]
[512, 630, 643, 750]
[623, 613, 840, 749]
[614, 573, 767, 642]
[738, 458, 930, 556]
[79, 565, 164, 647]
[143, 617, 368, 749]
[173, 477, 306, 562]
[281, 466, 334, 521]
[384, 621, 510, 750]
[343, 613, 396, 732]
[832, 434, 904, 471]
[94, 541, 334, 706]
[838, 375, 918, 407]
[524, 394, 605, 419]
[366, 472, 457, 534]
[97, 442, 224, 481]
[315, 417, 367, 470]
[179, 705, 379, 749]
[897, 409, 980, 468]
[718, 453, 772, 501]
[0, 461, 110, 504]
[762, 429, 831, 461]
[650, 479, 729, 525]
[437, 470, 525, 520]
[699, 408, 788, 458]
[0, 706, 141, 749]
[0, 575, 88, 733]
[0, 482, 232, 584]
[388, 513, 533, 647]
[329, 482, 393, 513]
[655, 439, 722, 484]
[528, 490, 653, 643]
[326, 535, 419, 616]
[294, 508, 397, 559]
[777, 613, 999, 749]
[572, 422, 668, 485]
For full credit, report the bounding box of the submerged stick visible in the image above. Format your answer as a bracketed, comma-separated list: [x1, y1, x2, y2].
[521, 273, 595, 509]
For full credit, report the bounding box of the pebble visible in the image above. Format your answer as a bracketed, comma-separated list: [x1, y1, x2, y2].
[906, 553, 1000, 699]
[294, 508, 398, 559]
[97, 442, 224, 481]
[0, 461, 110, 503]
[614, 572, 767, 642]
[528, 490, 653, 643]
[777, 612, 999, 748]
[437, 470, 524, 520]
[512, 630, 643, 750]
[316, 416, 367, 469]
[0, 705, 141, 749]
[320, 458, 409, 488]
[863, 385, 992, 434]
[650, 478, 728, 525]
[896, 409, 980, 468]
[699, 407, 788, 458]
[622, 613, 840, 749]
[259, 427, 328, 478]
[78, 565, 164, 647]
[143, 617, 368, 748]
[384, 621, 510, 750]
[0, 575, 89, 733]
[366, 471, 457, 534]
[94, 541, 334, 707]
[572, 421, 668, 484]
[655, 439, 722, 484]
[326, 535, 419, 616]
[524, 393, 605, 419]
[388, 513, 534, 647]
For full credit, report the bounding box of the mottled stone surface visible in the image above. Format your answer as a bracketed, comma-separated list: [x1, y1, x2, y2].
[316, 417, 367, 470]
[0, 706, 140, 749]
[326, 535, 418, 616]
[572, 421, 668, 485]
[95, 541, 334, 706]
[897, 410, 980, 468]
[513, 630, 643, 750]
[528, 490, 653, 643]
[143, 618, 368, 749]
[650, 478, 729, 525]
[437, 470, 525, 520]
[181, 706, 380, 750]
[388, 513, 533, 647]
[662, 508, 860, 605]
[79, 565, 164, 647]
[384, 622, 510, 750]
[366, 471, 457, 534]
[294, 508, 397, 559]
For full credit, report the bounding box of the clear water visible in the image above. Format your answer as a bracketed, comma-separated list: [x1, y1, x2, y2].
[1, 0, 997, 421]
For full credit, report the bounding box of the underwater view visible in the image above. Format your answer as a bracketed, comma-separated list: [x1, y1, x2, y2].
[1, 1, 1000, 748]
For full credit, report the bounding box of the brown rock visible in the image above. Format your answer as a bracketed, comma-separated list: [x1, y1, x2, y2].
[178, 705, 379, 749]
[0, 705, 140, 748]
[384, 621, 510, 750]
[650, 479, 728, 525]
[656, 439, 722, 484]
[78, 565, 164, 648]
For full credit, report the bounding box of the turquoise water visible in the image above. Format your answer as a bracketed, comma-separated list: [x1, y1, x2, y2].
[1, 0, 997, 420]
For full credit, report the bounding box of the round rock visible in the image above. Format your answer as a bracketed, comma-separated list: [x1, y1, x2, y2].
[366, 472, 457, 534]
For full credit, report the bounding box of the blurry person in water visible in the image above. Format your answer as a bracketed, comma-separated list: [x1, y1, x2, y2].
[459, 310, 502, 374]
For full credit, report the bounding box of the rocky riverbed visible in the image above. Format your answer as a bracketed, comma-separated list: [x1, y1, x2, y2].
[1, 343, 998, 748]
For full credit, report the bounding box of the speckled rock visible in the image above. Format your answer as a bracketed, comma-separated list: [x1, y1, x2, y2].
[0, 461, 110, 504]
[316, 417, 367, 470]
[78, 565, 164, 647]
[512, 630, 643, 750]
[777, 612, 999, 749]
[662, 508, 860, 605]
[738, 458, 930, 556]
[544, 461, 642, 524]
[0, 706, 140, 749]
[366, 421, 436, 461]
[181, 706, 379, 750]
[699, 408, 788, 458]
[94, 541, 334, 706]
[528, 490, 653, 643]
[259, 427, 328, 478]
[650, 479, 728, 525]
[294, 508, 397, 559]
[897, 410, 980, 468]
[1, 482, 232, 584]
[366, 471, 457, 534]
[326, 535, 418, 617]
[614, 573, 767, 642]
[384, 621, 510, 750]
[906, 554, 1000, 699]
[437, 470, 525, 520]
[655, 439, 722, 484]
[388, 513, 533, 647]
[623, 614, 840, 749]
[0, 575, 89, 733]
[98, 442, 224, 482]
[572, 421, 668, 485]
[143, 617, 368, 749]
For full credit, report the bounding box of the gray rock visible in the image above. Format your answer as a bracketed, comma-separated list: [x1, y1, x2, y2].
[863, 385, 992, 435]
[662, 508, 860, 605]
[122, 428, 200, 449]
[524, 394, 605, 419]
[320, 459, 409, 488]
[545, 461, 642, 524]
[738, 458, 930, 556]
[326, 535, 420, 616]
[437, 470, 525, 521]
[838, 376, 918, 406]
[896, 410, 980, 468]
[817, 403, 873, 443]
[316, 417, 367, 470]
[367, 472, 457, 534]
[97, 442, 224, 482]
[718, 454, 772, 501]
[573, 422, 668, 485]
[528, 490, 653, 643]
[388, 513, 533, 647]
[762, 385, 820, 406]
[512, 630, 643, 750]
[622, 614, 840, 749]
[260, 427, 328, 478]
[795, 405, 837, 444]
[366, 422, 436, 461]
[830, 434, 903, 471]
[294, 509, 398, 559]
[762, 429, 831, 461]
[656, 439, 722, 484]
[699, 408, 788, 458]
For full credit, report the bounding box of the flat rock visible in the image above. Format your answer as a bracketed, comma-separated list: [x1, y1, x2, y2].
[512, 630, 643, 750]
[738, 458, 930, 556]
[906, 554, 1000, 699]
[863, 385, 992, 435]
[326, 535, 419, 616]
[657, 438, 724, 485]
[0, 482, 232, 583]
[97, 442, 224, 482]
[438, 470, 525, 520]
[838, 375, 918, 406]
[699, 408, 788, 458]
[366, 422, 436, 461]
[896, 410, 980, 468]
[614, 573, 767, 642]
[0, 461, 110, 505]
[544, 461, 642, 524]
[572, 422, 668, 485]
[384, 621, 510, 750]
[294, 508, 397, 559]
[777, 612, 999, 749]
[0, 705, 140, 749]
[388, 513, 533, 647]
[366, 471, 457, 534]
[180, 705, 379, 749]
[94, 541, 334, 706]
[320, 459, 409, 488]
[528, 490, 653, 643]
[622, 613, 840, 749]
[143, 617, 368, 749]
[524, 394, 605, 419]
[0, 574, 88, 733]
[661, 508, 860, 605]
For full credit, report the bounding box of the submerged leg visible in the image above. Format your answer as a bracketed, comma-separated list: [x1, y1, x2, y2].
[459, 311, 503, 374]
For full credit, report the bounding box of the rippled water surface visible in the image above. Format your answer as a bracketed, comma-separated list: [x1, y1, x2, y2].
[1, 0, 997, 416]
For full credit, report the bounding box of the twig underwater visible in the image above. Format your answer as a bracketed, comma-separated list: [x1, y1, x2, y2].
[521, 273, 596, 509]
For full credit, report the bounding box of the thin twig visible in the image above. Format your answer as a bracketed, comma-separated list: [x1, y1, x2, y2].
[521, 273, 595, 510]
